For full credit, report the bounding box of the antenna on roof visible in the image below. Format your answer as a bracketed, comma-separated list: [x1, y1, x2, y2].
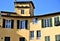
[15, 0, 17, 2]
[17, 0, 32, 1]
[14, 0, 32, 2]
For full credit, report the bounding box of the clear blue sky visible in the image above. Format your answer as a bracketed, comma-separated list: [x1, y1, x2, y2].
[0, 0, 60, 15]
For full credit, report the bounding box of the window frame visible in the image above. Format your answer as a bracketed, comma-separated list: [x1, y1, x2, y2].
[18, 20, 28, 29]
[54, 16, 60, 26]
[33, 18, 38, 24]
[45, 36, 50, 41]
[21, 9, 24, 14]
[19, 20, 25, 29]
[55, 35, 60, 41]
[42, 18, 52, 28]
[5, 37, 10, 41]
[30, 31, 34, 40]
[5, 20, 11, 28]
[37, 30, 41, 39]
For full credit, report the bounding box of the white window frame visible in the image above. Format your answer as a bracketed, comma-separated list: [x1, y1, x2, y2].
[19, 20, 26, 29]
[37, 30, 41, 39]
[43, 18, 52, 27]
[5, 20, 11, 28]
[30, 31, 34, 40]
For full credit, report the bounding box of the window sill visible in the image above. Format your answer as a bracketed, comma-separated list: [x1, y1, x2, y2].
[37, 37, 40, 39]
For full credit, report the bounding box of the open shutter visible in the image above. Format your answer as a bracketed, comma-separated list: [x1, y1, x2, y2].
[25, 20, 28, 29]
[3, 19, 5, 28]
[42, 19, 44, 28]
[17, 20, 19, 29]
[50, 18, 52, 27]
[11, 20, 14, 29]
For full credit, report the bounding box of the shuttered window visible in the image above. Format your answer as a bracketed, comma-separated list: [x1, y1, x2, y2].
[17, 20, 28, 29]
[3, 19, 14, 29]
[42, 18, 52, 28]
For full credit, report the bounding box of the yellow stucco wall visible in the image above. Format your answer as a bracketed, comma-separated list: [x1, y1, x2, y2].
[0, 1, 60, 41]
[14, 3, 34, 16]
[0, 15, 60, 41]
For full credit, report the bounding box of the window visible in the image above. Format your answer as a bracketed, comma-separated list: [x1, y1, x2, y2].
[54, 17, 60, 26]
[45, 36, 50, 41]
[30, 31, 34, 40]
[37, 30, 41, 39]
[42, 18, 52, 28]
[20, 37, 25, 41]
[33, 18, 38, 24]
[17, 20, 28, 29]
[3, 19, 14, 28]
[5, 37, 10, 41]
[5, 20, 11, 28]
[21, 10, 24, 14]
[55, 35, 60, 41]
[19, 20, 25, 29]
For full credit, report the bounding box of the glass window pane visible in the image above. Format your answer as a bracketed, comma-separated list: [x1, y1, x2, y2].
[37, 30, 41, 39]
[45, 36, 50, 41]
[55, 35, 60, 41]
[19, 20, 27, 29]
[42, 18, 52, 28]
[30, 31, 34, 40]
[21, 10, 24, 14]
[5, 20, 11, 28]
[54, 17, 59, 26]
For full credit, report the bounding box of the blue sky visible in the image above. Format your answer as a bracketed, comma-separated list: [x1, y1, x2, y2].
[0, 0, 60, 15]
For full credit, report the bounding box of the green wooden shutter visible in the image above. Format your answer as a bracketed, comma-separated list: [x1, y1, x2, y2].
[50, 18, 52, 27]
[11, 20, 14, 29]
[3, 19, 5, 28]
[17, 20, 19, 29]
[25, 20, 28, 29]
[42, 19, 44, 28]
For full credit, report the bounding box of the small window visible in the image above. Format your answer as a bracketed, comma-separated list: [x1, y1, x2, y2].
[54, 17, 60, 26]
[33, 18, 38, 24]
[20, 37, 25, 41]
[21, 10, 24, 14]
[5, 37, 10, 41]
[45, 36, 50, 41]
[55, 35, 60, 41]
[30, 31, 34, 40]
[7, 14, 10, 16]
[37, 30, 41, 39]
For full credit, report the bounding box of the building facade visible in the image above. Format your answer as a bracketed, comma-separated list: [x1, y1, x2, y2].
[0, 1, 60, 41]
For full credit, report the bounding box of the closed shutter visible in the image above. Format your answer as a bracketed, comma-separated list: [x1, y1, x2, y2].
[25, 20, 28, 29]
[17, 20, 19, 29]
[11, 20, 14, 29]
[3, 19, 5, 28]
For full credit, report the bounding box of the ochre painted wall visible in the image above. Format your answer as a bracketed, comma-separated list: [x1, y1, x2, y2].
[0, 1, 60, 41]
[0, 15, 60, 41]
